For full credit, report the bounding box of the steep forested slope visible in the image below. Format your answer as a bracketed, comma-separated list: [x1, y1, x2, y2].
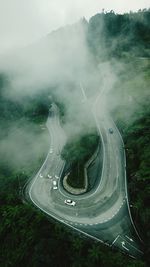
[0, 9, 150, 267]
[87, 9, 150, 59]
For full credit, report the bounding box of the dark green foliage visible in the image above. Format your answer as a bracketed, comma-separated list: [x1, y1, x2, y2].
[87, 9, 150, 59]
[0, 169, 147, 267]
[62, 133, 99, 164]
[124, 113, 150, 257]
[113, 103, 150, 265]
[0, 74, 50, 124]
[61, 132, 99, 188]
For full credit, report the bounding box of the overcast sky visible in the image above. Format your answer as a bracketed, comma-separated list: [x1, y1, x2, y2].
[0, 0, 149, 53]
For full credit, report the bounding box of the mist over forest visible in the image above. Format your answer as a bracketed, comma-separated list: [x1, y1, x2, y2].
[0, 8, 150, 267]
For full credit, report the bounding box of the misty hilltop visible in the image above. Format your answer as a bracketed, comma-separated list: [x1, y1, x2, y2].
[0, 8, 150, 267]
[0, 8, 149, 171]
[0, 9, 149, 103]
[0, 8, 149, 166]
[88, 9, 150, 59]
[0, 9, 149, 118]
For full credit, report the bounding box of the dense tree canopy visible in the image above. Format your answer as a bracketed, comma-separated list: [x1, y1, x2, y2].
[87, 9, 150, 59]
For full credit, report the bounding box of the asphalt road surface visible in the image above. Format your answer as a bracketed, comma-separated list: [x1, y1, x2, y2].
[27, 100, 143, 259]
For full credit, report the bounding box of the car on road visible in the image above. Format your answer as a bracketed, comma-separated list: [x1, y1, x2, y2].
[49, 148, 53, 154]
[52, 180, 58, 190]
[108, 128, 113, 134]
[48, 174, 52, 179]
[64, 199, 76, 206]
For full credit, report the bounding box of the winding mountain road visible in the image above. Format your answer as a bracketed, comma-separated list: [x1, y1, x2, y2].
[26, 97, 143, 259]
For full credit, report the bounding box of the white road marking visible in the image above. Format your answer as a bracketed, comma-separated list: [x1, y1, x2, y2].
[125, 235, 133, 242]
[121, 241, 129, 251]
[112, 235, 120, 245]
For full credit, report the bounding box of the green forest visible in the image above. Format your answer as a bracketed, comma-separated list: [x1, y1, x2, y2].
[0, 9, 150, 267]
[61, 131, 99, 188]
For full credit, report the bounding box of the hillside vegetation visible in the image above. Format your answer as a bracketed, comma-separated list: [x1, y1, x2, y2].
[61, 131, 99, 188]
[87, 9, 150, 59]
[0, 9, 149, 267]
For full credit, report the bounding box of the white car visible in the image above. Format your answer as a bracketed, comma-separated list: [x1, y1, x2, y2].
[49, 148, 53, 154]
[52, 180, 58, 190]
[55, 175, 59, 179]
[39, 173, 43, 178]
[64, 199, 76, 206]
[48, 174, 52, 179]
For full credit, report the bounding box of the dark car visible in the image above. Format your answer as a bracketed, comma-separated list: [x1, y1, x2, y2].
[109, 128, 113, 134]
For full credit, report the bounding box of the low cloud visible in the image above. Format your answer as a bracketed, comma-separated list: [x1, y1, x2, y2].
[0, 11, 149, 172]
